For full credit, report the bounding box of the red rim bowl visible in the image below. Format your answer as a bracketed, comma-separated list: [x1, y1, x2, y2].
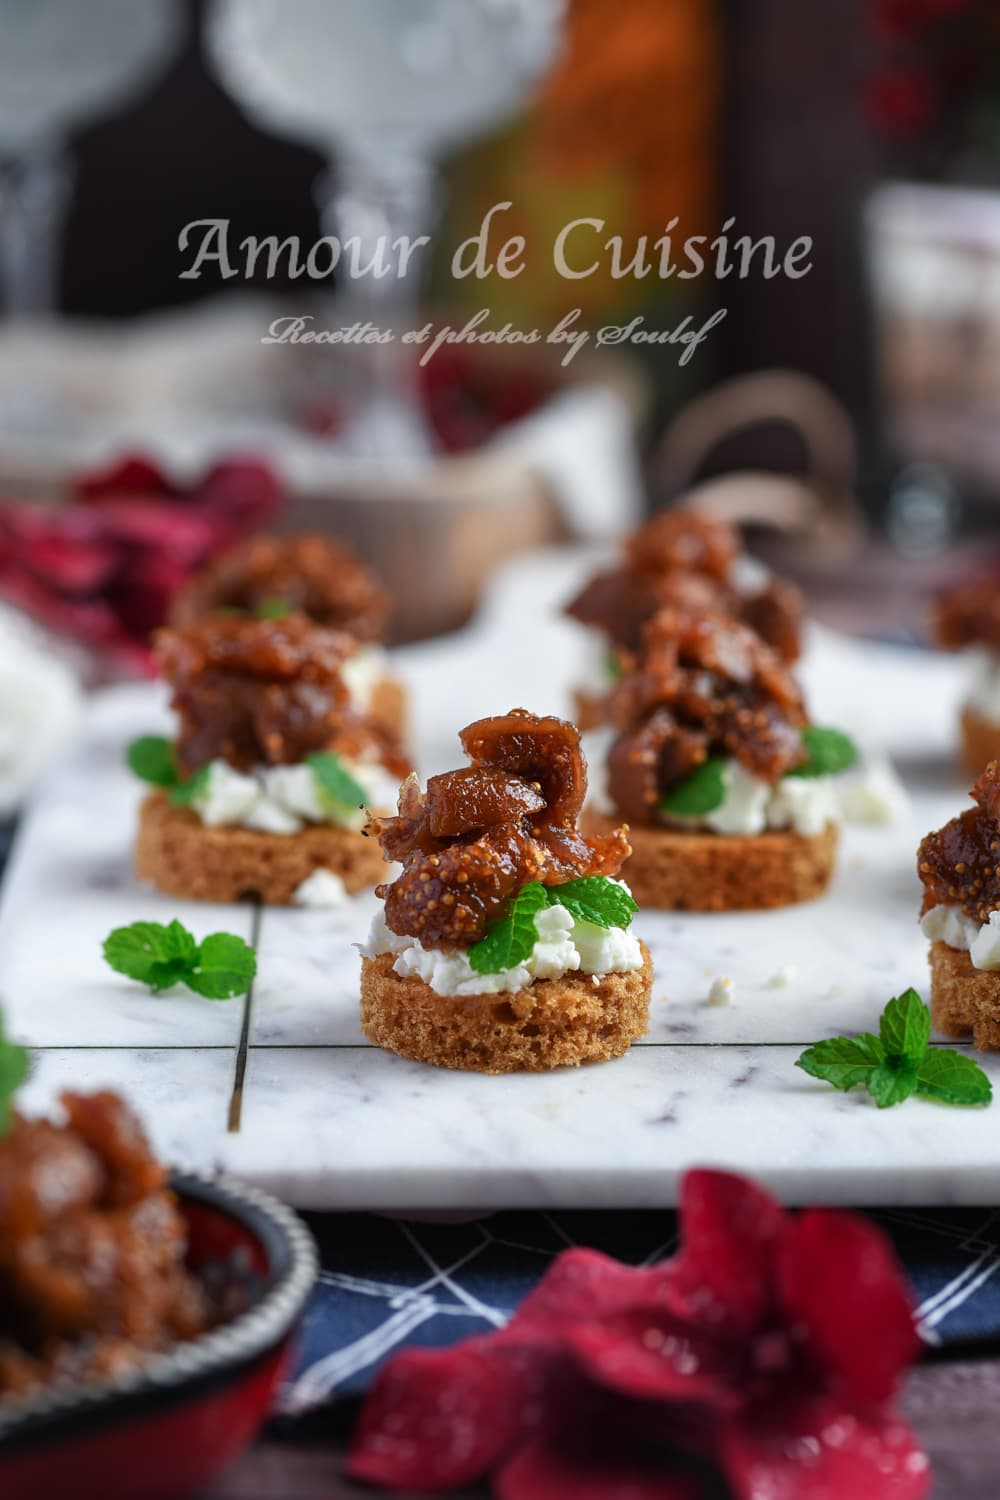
[0, 1170, 318, 1500]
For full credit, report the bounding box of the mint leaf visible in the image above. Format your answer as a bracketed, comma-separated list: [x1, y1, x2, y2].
[103, 919, 198, 992]
[127, 735, 179, 789]
[185, 933, 257, 1000]
[915, 1050, 993, 1107]
[307, 751, 369, 813]
[798, 986, 994, 1110]
[604, 649, 623, 681]
[551, 876, 637, 930]
[660, 757, 727, 817]
[0, 1011, 28, 1137]
[170, 763, 212, 807]
[787, 725, 859, 779]
[796, 1033, 885, 1092]
[257, 598, 293, 619]
[468, 883, 549, 976]
[868, 1056, 918, 1109]
[879, 988, 931, 1062]
[103, 920, 255, 1000]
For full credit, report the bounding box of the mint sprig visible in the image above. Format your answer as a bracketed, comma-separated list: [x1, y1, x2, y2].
[0, 1009, 28, 1137]
[307, 751, 369, 813]
[103, 919, 256, 1000]
[786, 725, 859, 779]
[468, 876, 638, 976]
[127, 735, 210, 808]
[660, 757, 727, 817]
[796, 988, 992, 1109]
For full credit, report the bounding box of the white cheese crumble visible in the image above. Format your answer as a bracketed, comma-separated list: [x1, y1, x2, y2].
[360, 899, 643, 998]
[706, 976, 734, 1006]
[966, 648, 1000, 725]
[921, 904, 1000, 971]
[341, 644, 388, 713]
[834, 757, 908, 825]
[292, 869, 348, 908]
[190, 757, 400, 834]
[766, 964, 799, 989]
[666, 759, 838, 838]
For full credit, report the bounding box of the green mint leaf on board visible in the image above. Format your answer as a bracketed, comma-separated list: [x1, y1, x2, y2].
[308, 751, 368, 812]
[879, 987, 931, 1062]
[257, 598, 294, 619]
[552, 876, 637, 930]
[786, 725, 859, 779]
[915, 1050, 993, 1107]
[170, 763, 212, 807]
[103, 919, 198, 992]
[468, 882, 549, 975]
[127, 735, 178, 789]
[184, 933, 257, 1000]
[868, 1057, 918, 1110]
[797, 989, 992, 1109]
[0, 1010, 28, 1137]
[103, 920, 255, 1000]
[659, 756, 727, 817]
[796, 1033, 885, 1092]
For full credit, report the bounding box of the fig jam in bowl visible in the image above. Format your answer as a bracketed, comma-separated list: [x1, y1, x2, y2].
[0, 1171, 317, 1500]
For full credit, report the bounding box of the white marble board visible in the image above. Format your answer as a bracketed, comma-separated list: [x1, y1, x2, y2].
[4, 548, 999, 1210]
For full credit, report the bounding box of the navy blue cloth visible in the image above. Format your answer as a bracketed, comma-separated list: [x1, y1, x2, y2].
[277, 1204, 1000, 1413]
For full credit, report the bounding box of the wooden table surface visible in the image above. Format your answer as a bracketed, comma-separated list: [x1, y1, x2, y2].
[204, 1357, 1000, 1499]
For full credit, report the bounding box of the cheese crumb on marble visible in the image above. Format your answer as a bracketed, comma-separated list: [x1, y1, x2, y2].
[707, 976, 734, 1006]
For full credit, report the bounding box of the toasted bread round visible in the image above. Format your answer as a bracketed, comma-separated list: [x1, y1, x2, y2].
[929, 939, 1000, 1051]
[370, 674, 408, 742]
[581, 809, 838, 911]
[135, 790, 386, 904]
[960, 704, 1000, 780]
[360, 942, 652, 1074]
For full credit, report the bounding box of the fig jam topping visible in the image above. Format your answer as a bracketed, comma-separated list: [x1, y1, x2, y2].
[156, 615, 408, 777]
[931, 575, 1000, 651]
[605, 606, 807, 824]
[918, 760, 1000, 925]
[566, 509, 803, 662]
[0, 1091, 211, 1398]
[368, 709, 630, 950]
[169, 530, 390, 642]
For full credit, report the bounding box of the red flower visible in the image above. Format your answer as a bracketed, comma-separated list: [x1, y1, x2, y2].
[348, 1171, 929, 1500]
[0, 452, 283, 674]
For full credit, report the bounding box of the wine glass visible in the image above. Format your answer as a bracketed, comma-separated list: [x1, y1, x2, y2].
[0, 0, 182, 314]
[206, 0, 567, 462]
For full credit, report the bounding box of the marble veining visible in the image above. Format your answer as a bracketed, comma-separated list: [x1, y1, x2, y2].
[0, 552, 995, 1209]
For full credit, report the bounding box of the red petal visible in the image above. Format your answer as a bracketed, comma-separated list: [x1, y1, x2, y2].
[504, 1248, 666, 1348]
[671, 1169, 786, 1334]
[568, 1309, 739, 1408]
[195, 457, 284, 530]
[720, 1394, 931, 1500]
[497, 1435, 709, 1500]
[346, 1338, 540, 1491]
[778, 1210, 919, 1405]
[76, 454, 175, 499]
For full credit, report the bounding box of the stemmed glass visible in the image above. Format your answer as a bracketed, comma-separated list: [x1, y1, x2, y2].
[206, 0, 567, 462]
[0, 0, 182, 314]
